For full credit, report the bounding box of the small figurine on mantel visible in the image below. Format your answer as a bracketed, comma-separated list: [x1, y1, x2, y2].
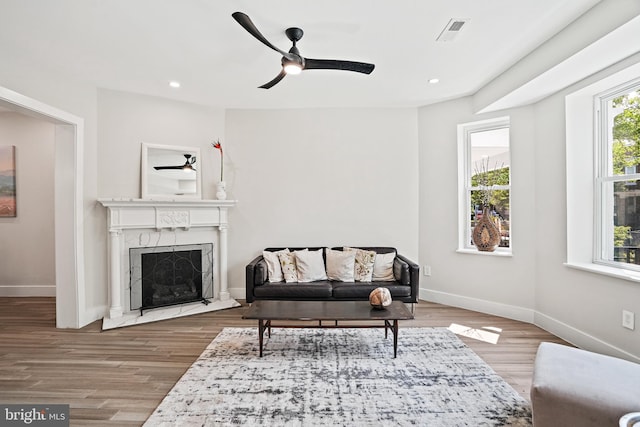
[212, 139, 226, 200]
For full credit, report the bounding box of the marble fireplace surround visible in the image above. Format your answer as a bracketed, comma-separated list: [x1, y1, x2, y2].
[98, 199, 239, 330]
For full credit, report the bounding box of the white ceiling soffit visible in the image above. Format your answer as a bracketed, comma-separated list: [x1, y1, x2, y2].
[477, 13, 640, 113]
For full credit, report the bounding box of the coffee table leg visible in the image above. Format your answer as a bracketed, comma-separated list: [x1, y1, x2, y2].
[258, 319, 264, 357]
[393, 320, 399, 358]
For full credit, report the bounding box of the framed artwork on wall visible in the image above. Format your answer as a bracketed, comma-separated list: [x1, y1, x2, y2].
[0, 145, 16, 217]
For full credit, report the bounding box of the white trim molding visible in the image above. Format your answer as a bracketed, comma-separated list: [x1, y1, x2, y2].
[534, 311, 640, 363]
[420, 287, 640, 363]
[0, 285, 56, 297]
[420, 288, 534, 323]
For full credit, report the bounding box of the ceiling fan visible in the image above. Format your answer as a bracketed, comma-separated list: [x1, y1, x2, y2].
[232, 11, 375, 89]
[153, 154, 196, 171]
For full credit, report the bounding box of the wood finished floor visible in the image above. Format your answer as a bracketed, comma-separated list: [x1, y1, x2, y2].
[0, 297, 570, 426]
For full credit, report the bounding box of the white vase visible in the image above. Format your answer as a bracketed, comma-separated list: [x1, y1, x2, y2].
[216, 181, 227, 200]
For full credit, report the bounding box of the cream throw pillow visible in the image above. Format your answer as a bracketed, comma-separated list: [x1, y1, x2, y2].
[344, 247, 376, 282]
[325, 248, 356, 282]
[373, 251, 396, 281]
[263, 249, 289, 282]
[278, 250, 300, 283]
[294, 249, 327, 282]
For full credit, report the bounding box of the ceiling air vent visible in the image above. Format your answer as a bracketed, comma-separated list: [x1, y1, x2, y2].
[436, 18, 469, 42]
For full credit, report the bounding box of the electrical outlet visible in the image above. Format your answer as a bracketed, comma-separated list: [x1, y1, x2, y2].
[622, 310, 635, 330]
[423, 265, 431, 276]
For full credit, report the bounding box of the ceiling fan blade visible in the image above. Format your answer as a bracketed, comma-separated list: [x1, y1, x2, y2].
[232, 12, 295, 61]
[154, 166, 183, 170]
[304, 58, 375, 74]
[259, 70, 287, 89]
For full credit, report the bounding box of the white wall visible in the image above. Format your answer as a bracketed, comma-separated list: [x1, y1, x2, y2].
[97, 89, 226, 200]
[225, 108, 420, 297]
[97, 98, 421, 306]
[418, 99, 537, 322]
[531, 63, 640, 360]
[0, 113, 55, 295]
[418, 64, 640, 361]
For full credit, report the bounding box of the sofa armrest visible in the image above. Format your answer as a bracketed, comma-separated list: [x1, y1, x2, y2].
[245, 255, 266, 303]
[393, 258, 410, 284]
[395, 253, 420, 303]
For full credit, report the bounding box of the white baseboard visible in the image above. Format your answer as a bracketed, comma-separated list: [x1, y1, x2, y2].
[229, 287, 245, 301]
[534, 311, 640, 363]
[80, 304, 108, 328]
[420, 287, 640, 363]
[420, 288, 535, 323]
[0, 285, 56, 297]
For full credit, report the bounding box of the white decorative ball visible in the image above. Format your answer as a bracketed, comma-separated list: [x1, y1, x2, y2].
[369, 287, 392, 309]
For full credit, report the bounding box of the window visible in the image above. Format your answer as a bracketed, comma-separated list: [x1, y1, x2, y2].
[457, 117, 511, 253]
[566, 62, 640, 280]
[596, 80, 640, 269]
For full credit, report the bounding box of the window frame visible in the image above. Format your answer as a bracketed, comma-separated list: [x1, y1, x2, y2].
[594, 78, 640, 271]
[457, 116, 512, 254]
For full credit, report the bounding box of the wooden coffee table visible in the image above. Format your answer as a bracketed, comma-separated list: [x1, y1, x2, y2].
[242, 300, 414, 358]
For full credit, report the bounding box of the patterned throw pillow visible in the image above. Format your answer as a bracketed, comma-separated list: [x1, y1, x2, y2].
[325, 248, 356, 282]
[277, 250, 300, 283]
[372, 251, 396, 281]
[294, 249, 327, 282]
[344, 247, 376, 282]
[263, 249, 289, 282]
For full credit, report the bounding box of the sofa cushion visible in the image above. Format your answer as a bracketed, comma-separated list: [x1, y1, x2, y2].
[294, 249, 327, 282]
[332, 282, 411, 299]
[253, 281, 333, 300]
[373, 251, 396, 281]
[344, 247, 376, 281]
[263, 248, 289, 282]
[278, 250, 303, 282]
[325, 248, 356, 282]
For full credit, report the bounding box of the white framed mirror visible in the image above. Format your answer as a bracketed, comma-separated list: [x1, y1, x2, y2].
[141, 143, 202, 200]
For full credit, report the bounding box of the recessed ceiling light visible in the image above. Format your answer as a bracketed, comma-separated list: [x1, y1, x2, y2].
[428, 78, 440, 84]
[169, 81, 181, 88]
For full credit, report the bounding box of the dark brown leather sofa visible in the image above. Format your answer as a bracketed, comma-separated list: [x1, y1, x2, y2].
[245, 246, 419, 304]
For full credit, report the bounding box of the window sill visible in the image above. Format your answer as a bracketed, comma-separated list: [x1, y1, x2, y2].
[456, 248, 513, 257]
[565, 261, 640, 283]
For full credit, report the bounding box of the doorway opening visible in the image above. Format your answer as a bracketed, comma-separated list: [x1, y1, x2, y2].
[0, 86, 85, 328]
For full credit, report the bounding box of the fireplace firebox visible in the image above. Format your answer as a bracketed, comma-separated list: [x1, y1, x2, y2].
[130, 244, 214, 314]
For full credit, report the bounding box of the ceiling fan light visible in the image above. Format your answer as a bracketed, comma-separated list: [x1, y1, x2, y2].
[284, 63, 302, 75]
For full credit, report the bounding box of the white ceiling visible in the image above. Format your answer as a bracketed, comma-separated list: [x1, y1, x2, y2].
[0, 0, 601, 109]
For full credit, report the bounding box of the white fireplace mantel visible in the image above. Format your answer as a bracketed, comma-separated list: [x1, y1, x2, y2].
[98, 198, 238, 329]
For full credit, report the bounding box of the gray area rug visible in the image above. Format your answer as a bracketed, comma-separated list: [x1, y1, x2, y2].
[144, 327, 532, 426]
